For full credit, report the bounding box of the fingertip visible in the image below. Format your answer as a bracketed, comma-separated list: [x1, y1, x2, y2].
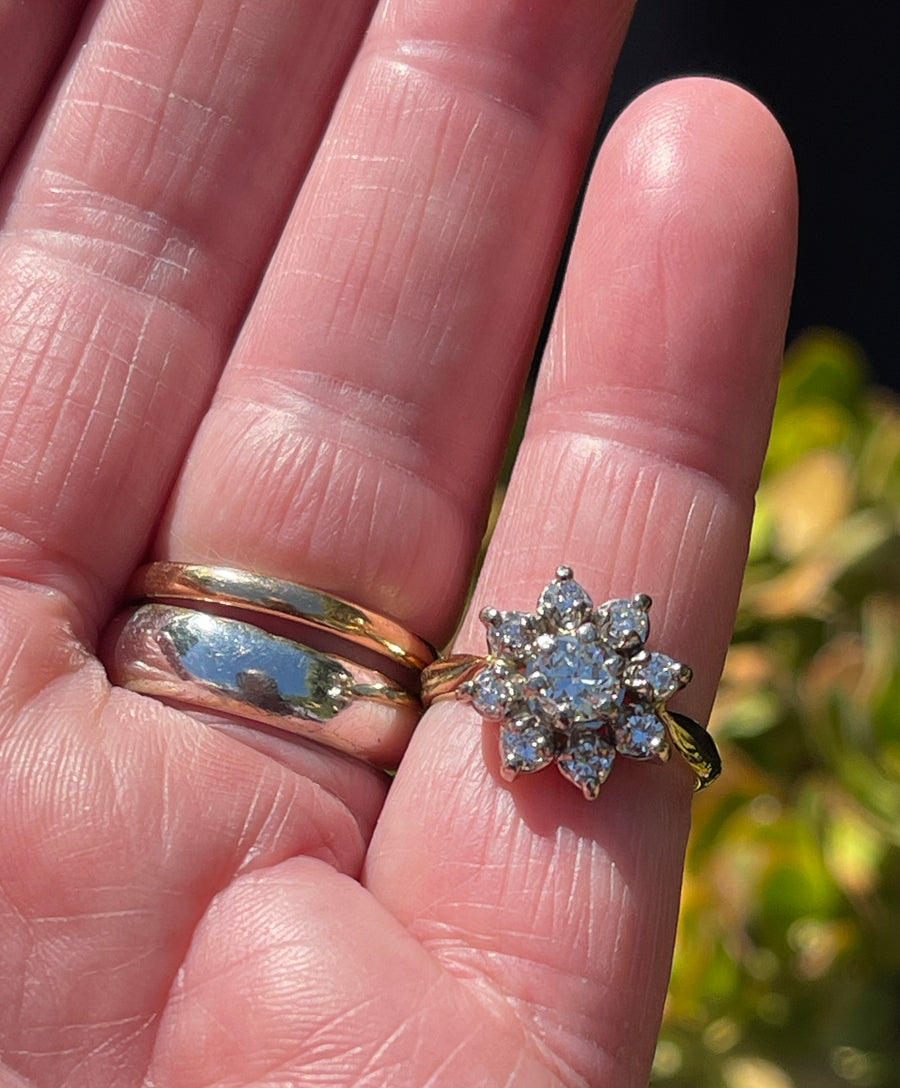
[610, 75, 797, 212]
[545, 74, 798, 506]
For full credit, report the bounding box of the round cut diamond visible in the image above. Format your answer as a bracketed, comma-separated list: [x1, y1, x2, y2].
[525, 633, 622, 721]
[464, 664, 523, 720]
[557, 730, 616, 799]
[602, 597, 650, 649]
[627, 652, 690, 701]
[614, 709, 668, 759]
[538, 576, 593, 630]
[499, 721, 556, 778]
[484, 609, 534, 660]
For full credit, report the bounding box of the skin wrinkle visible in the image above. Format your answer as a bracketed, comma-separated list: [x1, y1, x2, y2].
[295, 995, 417, 1081]
[535, 382, 761, 496]
[674, 493, 744, 677]
[373, 0, 632, 130]
[413, 922, 616, 1035]
[1, 240, 215, 336]
[146, 25, 239, 187]
[372, 758, 674, 1085]
[10, 321, 183, 504]
[529, 428, 747, 528]
[0, 260, 220, 620]
[307, 94, 534, 371]
[362, 36, 566, 132]
[417, 1031, 483, 1088]
[154, 874, 480, 1087]
[235, 372, 427, 461]
[275, 60, 562, 377]
[74, 28, 207, 192]
[407, 831, 634, 979]
[7, 194, 224, 314]
[318, 144, 405, 342]
[88, 65, 224, 119]
[54, 1015, 159, 1087]
[5, 7, 369, 312]
[47, 308, 126, 505]
[385, 99, 467, 343]
[187, 404, 481, 631]
[217, 375, 483, 513]
[15, 221, 199, 296]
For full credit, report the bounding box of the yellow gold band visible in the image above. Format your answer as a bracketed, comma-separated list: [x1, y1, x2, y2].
[127, 562, 436, 671]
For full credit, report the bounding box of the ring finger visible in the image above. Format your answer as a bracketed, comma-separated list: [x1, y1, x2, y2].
[365, 77, 798, 1085]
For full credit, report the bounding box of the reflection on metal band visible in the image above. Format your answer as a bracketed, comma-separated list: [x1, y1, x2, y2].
[107, 604, 421, 767]
[127, 562, 436, 671]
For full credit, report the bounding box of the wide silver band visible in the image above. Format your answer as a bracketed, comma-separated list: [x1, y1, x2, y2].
[107, 603, 421, 768]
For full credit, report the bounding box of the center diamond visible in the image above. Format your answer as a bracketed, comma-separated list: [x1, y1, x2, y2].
[525, 633, 622, 722]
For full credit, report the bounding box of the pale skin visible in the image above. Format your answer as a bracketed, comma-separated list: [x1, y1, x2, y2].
[0, 1, 797, 1086]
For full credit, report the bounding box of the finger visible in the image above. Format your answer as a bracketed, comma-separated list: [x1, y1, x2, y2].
[0, 580, 386, 1088]
[0, 0, 90, 170]
[158, 0, 635, 646]
[0, 7, 386, 1077]
[0, 0, 376, 626]
[364, 78, 798, 1085]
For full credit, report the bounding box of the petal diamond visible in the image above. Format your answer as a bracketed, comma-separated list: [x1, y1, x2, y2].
[600, 596, 650, 651]
[499, 720, 556, 780]
[482, 608, 535, 660]
[556, 729, 616, 799]
[462, 664, 523, 720]
[613, 708, 669, 759]
[538, 572, 594, 631]
[627, 652, 691, 701]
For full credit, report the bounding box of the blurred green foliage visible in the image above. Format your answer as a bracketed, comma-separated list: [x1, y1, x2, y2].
[652, 332, 900, 1088]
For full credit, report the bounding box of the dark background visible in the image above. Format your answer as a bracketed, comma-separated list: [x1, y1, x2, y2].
[601, 1, 899, 391]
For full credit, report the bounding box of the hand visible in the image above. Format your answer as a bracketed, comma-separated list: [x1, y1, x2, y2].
[0, 2, 797, 1085]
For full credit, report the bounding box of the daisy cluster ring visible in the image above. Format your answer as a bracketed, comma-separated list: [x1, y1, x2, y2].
[421, 567, 721, 799]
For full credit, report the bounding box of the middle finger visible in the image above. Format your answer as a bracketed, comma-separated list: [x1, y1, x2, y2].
[158, 0, 637, 647]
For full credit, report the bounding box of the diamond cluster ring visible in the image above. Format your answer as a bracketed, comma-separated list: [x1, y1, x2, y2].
[420, 567, 721, 798]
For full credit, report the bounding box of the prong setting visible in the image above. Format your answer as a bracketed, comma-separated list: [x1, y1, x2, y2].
[461, 570, 693, 798]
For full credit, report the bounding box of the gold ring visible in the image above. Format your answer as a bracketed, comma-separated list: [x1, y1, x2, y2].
[127, 562, 436, 671]
[420, 566, 721, 798]
[107, 603, 421, 768]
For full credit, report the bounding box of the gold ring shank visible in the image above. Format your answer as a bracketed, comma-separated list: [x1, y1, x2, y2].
[127, 562, 436, 671]
[108, 603, 421, 768]
[660, 709, 723, 791]
[420, 654, 722, 791]
[420, 654, 483, 706]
